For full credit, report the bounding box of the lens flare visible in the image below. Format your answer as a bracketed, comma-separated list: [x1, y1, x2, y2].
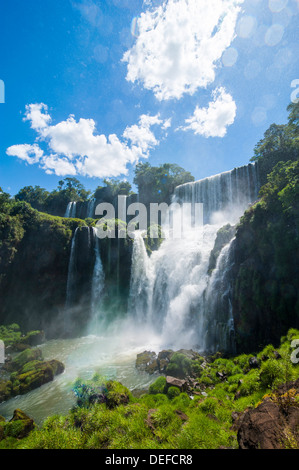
[130, 17, 139, 37]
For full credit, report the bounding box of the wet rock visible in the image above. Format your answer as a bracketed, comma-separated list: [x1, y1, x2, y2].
[0, 409, 35, 440]
[136, 351, 159, 374]
[249, 356, 259, 368]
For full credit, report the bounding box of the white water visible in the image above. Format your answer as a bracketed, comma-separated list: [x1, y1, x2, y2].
[64, 201, 77, 218]
[128, 163, 260, 352]
[89, 228, 105, 332]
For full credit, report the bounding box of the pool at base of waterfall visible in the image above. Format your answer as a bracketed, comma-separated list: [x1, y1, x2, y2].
[0, 331, 162, 425]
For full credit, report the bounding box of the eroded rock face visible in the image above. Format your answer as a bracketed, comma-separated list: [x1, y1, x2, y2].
[237, 380, 299, 449]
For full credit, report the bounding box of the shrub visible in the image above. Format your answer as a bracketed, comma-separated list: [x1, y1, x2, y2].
[259, 359, 285, 388]
[149, 377, 167, 395]
[167, 387, 180, 400]
[165, 353, 192, 378]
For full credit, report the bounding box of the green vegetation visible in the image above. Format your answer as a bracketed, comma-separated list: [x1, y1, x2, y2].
[232, 102, 299, 353]
[251, 102, 299, 185]
[0, 329, 297, 449]
[134, 162, 194, 205]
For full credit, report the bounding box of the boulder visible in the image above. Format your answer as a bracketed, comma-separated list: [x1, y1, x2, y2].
[0, 409, 35, 440]
[165, 376, 187, 392]
[136, 351, 159, 374]
[237, 382, 299, 449]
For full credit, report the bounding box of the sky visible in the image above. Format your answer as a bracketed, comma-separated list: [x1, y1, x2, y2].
[0, 0, 298, 196]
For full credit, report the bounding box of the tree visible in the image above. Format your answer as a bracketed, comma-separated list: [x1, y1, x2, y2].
[93, 179, 132, 204]
[133, 162, 194, 205]
[251, 102, 299, 185]
[15, 186, 49, 212]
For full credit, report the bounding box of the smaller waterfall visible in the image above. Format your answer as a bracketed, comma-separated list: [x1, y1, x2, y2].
[64, 202, 77, 218]
[65, 227, 79, 309]
[202, 238, 236, 354]
[128, 231, 153, 322]
[90, 228, 105, 331]
[87, 200, 96, 219]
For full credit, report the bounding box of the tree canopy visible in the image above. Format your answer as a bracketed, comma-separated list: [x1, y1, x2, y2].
[251, 102, 299, 185]
[133, 162, 195, 205]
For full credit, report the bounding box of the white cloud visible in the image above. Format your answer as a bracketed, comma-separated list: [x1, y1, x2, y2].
[6, 144, 44, 164]
[7, 105, 169, 178]
[123, 0, 244, 101]
[24, 103, 51, 131]
[181, 87, 237, 137]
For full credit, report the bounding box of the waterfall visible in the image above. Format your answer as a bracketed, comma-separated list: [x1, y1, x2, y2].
[65, 228, 79, 309]
[202, 238, 236, 354]
[87, 199, 96, 219]
[128, 231, 153, 322]
[90, 227, 105, 332]
[174, 163, 259, 224]
[64, 202, 77, 218]
[64, 226, 105, 336]
[128, 162, 260, 352]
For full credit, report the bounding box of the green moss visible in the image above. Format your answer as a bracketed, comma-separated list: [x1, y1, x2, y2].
[167, 386, 180, 400]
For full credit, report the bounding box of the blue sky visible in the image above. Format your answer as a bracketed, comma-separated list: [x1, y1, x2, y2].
[0, 0, 298, 195]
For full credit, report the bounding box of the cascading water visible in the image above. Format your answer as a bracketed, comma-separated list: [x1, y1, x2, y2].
[87, 199, 96, 219]
[128, 163, 260, 353]
[128, 230, 153, 323]
[64, 226, 105, 336]
[174, 163, 259, 224]
[89, 227, 105, 332]
[64, 201, 77, 218]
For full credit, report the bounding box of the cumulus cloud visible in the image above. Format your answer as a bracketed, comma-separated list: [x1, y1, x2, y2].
[6, 144, 44, 164]
[180, 87, 237, 138]
[7, 104, 169, 178]
[123, 0, 244, 101]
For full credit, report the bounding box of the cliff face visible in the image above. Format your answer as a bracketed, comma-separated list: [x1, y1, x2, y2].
[231, 160, 299, 353]
[0, 203, 80, 335]
[0, 203, 133, 338]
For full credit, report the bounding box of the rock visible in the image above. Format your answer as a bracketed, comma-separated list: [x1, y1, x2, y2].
[4, 348, 43, 372]
[249, 356, 259, 368]
[237, 383, 299, 449]
[0, 380, 12, 403]
[157, 350, 174, 373]
[165, 376, 187, 392]
[216, 371, 226, 380]
[175, 410, 188, 422]
[21, 331, 45, 347]
[11, 359, 65, 396]
[3, 409, 35, 440]
[144, 409, 157, 432]
[136, 351, 159, 374]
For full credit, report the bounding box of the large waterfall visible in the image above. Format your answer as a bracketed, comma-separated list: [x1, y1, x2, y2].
[174, 163, 259, 224]
[128, 163, 260, 353]
[63, 163, 260, 352]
